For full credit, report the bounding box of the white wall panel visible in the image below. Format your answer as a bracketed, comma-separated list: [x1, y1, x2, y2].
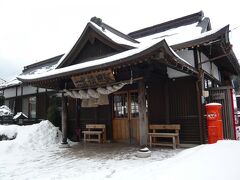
[4, 87, 16, 98]
[176, 50, 195, 67]
[212, 63, 220, 81]
[167, 67, 189, 78]
[22, 86, 37, 95]
[201, 53, 211, 74]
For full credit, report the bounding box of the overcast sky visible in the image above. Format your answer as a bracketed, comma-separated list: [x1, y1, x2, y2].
[0, 0, 239, 81]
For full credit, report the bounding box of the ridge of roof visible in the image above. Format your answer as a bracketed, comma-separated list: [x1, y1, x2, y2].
[197, 17, 212, 32]
[90, 17, 139, 44]
[128, 11, 204, 39]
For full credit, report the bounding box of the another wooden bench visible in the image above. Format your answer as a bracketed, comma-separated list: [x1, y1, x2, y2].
[82, 124, 106, 143]
[148, 124, 180, 149]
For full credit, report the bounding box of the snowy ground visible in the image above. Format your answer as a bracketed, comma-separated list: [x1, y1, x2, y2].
[0, 121, 240, 180]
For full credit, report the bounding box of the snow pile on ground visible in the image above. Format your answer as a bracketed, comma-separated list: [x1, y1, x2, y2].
[0, 120, 60, 153]
[0, 105, 13, 116]
[113, 140, 240, 180]
[1, 121, 240, 180]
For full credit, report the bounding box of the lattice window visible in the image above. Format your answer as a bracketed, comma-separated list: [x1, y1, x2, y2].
[113, 93, 128, 118]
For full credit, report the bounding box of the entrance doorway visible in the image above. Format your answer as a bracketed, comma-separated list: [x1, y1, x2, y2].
[112, 91, 139, 144]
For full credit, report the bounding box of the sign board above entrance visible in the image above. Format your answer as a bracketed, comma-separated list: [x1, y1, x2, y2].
[71, 69, 115, 88]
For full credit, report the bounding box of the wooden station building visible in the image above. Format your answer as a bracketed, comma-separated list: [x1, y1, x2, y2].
[2, 11, 240, 146]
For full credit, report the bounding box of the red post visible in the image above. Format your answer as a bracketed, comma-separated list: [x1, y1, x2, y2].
[205, 103, 223, 144]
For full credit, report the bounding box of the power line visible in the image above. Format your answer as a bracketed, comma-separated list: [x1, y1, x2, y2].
[230, 25, 240, 32]
[0, 78, 6, 82]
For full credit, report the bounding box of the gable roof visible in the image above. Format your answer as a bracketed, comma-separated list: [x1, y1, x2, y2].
[56, 18, 139, 68]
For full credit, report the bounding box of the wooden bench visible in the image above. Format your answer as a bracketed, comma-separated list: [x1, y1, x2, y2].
[148, 124, 180, 149]
[82, 124, 106, 143]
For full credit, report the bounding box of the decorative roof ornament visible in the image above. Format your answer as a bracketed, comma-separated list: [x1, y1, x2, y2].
[90, 16, 105, 30]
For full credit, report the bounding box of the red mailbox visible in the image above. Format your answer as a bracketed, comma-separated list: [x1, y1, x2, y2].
[205, 103, 223, 144]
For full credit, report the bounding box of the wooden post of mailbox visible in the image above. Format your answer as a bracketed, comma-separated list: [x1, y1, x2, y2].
[138, 79, 148, 146]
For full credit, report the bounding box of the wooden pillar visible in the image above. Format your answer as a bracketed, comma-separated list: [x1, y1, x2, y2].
[14, 86, 17, 114]
[61, 92, 68, 144]
[195, 48, 205, 144]
[138, 79, 148, 146]
[44, 89, 48, 119]
[36, 88, 39, 120]
[165, 80, 170, 123]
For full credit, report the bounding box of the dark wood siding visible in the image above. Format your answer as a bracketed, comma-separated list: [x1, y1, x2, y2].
[36, 93, 48, 119]
[147, 80, 167, 124]
[168, 76, 200, 144]
[72, 38, 118, 65]
[15, 96, 22, 113]
[67, 97, 78, 141]
[67, 96, 112, 141]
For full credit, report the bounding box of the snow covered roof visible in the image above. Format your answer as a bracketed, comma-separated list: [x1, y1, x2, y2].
[56, 19, 139, 69]
[0, 55, 63, 90]
[15, 11, 240, 87]
[13, 112, 28, 119]
[0, 78, 22, 89]
[90, 17, 139, 47]
[170, 25, 229, 49]
[18, 39, 196, 83]
[135, 22, 202, 43]
[17, 23, 232, 84]
[21, 54, 64, 76]
[129, 11, 210, 39]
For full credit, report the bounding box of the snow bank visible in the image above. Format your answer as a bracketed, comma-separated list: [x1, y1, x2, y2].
[0, 120, 60, 153]
[112, 140, 240, 180]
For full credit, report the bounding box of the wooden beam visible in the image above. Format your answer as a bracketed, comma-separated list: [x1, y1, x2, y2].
[198, 52, 231, 65]
[138, 79, 148, 146]
[61, 92, 68, 144]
